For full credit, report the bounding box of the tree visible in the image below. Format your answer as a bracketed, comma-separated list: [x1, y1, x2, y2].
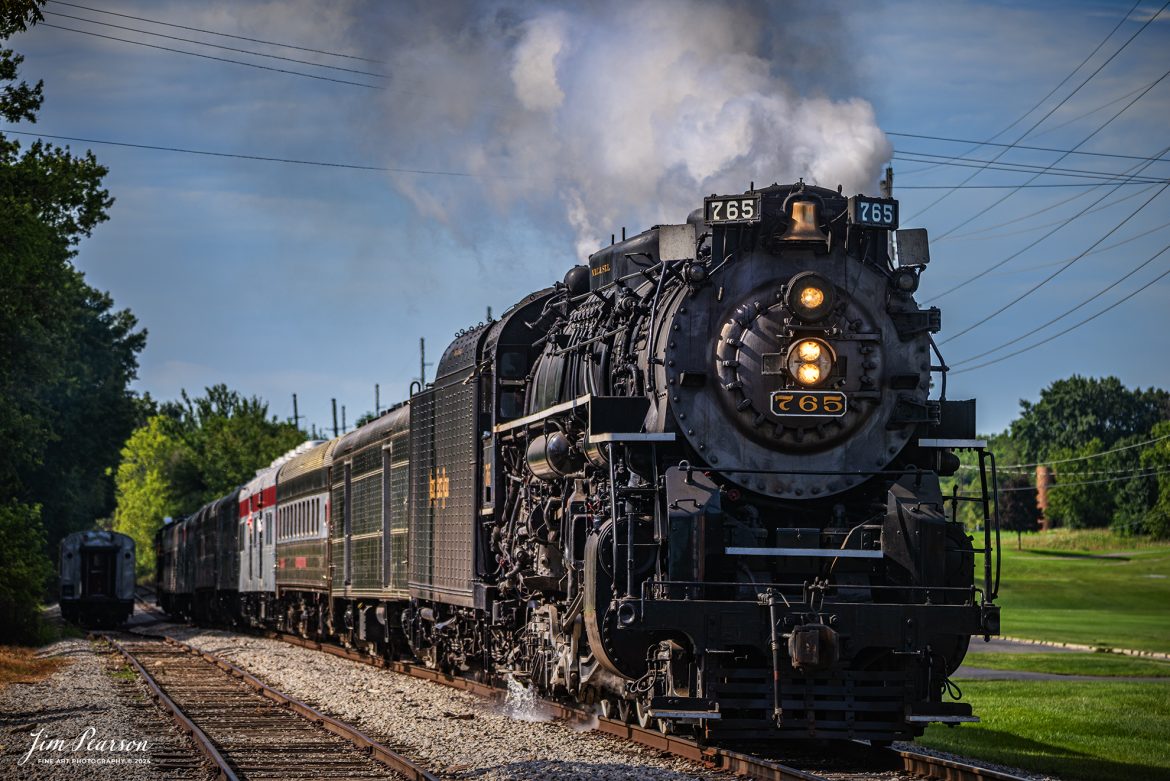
[2, 0, 143, 540]
[0, 1, 145, 638]
[997, 473, 1040, 547]
[0, 501, 52, 643]
[1140, 421, 1170, 539]
[112, 417, 186, 577]
[161, 385, 306, 508]
[111, 387, 306, 568]
[1010, 376, 1169, 463]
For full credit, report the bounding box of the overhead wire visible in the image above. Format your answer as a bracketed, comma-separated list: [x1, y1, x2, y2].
[51, 0, 384, 64]
[931, 64, 1170, 241]
[939, 180, 1169, 344]
[0, 128, 528, 179]
[970, 432, 1170, 471]
[38, 22, 381, 90]
[889, 131, 1170, 165]
[924, 142, 1170, 302]
[903, 0, 1162, 223]
[995, 465, 1170, 491]
[891, 151, 1166, 184]
[41, 10, 385, 79]
[895, 0, 1142, 182]
[943, 187, 1161, 244]
[948, 257, 1170, 375]
[950, 241, 1170, 365]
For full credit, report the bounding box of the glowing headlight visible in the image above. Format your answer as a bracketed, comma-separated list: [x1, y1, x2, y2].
[796, 339, 822, 362]
[800, 286, 825, 309]
[786, 271, 836, 322]
[787, 337, 834, 387]
[797, 363, 822, 384]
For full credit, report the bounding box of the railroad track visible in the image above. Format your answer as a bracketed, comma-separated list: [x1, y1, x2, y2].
[100, 633, 437, 781]
[265, 632, 1033, 781]
[128, 595, 1029, 781]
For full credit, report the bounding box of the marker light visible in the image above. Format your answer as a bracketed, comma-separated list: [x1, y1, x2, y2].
[786, 271, 836, 322]
[787, 337, 835, 388]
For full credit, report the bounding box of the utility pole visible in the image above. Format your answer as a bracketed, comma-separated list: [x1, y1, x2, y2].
[375, 384, 381, 415]
[880, 165, 894, 199]
[331, 399, 339, 438]
[487, 306, 492, 321]
[292, 393, 303, 431]
[342, 405, 347, 433]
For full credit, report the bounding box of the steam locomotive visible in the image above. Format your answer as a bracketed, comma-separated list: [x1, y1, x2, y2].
[157, 180, 1001, 743]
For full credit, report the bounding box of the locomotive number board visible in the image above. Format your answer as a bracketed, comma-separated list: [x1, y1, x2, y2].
[848, 195, 899, 230]
[770, 390, 848, 417]
[704, 195, 762, 225]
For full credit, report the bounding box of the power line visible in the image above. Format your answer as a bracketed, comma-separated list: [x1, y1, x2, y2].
[940, 182, 1169, 344]
[938, 184, 1156, 242]
[950, 242, 1170, 366]
[932, 65, 1170, 241]
[980, 217, 1170, 273]
[42, 10, 384, 79]
[52, 0, 384, 64]
[996, 465, 1170, 491]
[890, 131, 1170, 165]
[903, 0, 1165, 223]
[898, 181, 1165, 189]
[39, 22, 380, 90]
[924, 142, 1170, 303]
[992, 433, 1170, 470]
[0, 128, 517, 179]
[949, 261, 1170, 374]
[894, 1, 1142, 183]
[892, 151, 1166, 184]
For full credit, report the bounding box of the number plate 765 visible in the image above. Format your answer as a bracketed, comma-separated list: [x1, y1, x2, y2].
[770, 390, 847, 417]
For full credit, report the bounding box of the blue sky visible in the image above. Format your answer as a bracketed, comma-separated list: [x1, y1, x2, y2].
[7, 0, 1169, 436]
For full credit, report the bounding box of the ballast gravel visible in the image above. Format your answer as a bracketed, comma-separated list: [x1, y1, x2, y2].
[0, 631, 212, 781]
[163, 624, 727, 780]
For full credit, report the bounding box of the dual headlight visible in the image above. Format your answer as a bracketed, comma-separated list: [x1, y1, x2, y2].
[786, 337, 835, 387]
[785, 273, 837, 387]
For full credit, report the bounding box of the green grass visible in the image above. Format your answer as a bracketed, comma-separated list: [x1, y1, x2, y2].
[994, 541, 1170, 651]
[962, 651, 1170, 677]
[920, 679, 1170, 781]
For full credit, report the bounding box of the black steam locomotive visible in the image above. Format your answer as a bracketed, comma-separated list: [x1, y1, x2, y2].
[157, 181, 1001, 744]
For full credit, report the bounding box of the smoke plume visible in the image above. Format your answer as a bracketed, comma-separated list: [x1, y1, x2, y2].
[373, 0, 891, 260]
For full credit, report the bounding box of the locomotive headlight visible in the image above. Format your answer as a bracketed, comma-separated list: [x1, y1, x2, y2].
[797, 363, 822, 385]
[800, 286, 825, 309]
[787, 337, 834, 387]
[796, 339, 822, 362]
[786, 271, 836, 322]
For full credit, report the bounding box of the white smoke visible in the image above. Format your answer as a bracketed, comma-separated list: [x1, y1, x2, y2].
[375, 0, 891, 260]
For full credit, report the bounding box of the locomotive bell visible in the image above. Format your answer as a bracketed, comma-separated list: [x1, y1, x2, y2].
[781, 199, 828, 243]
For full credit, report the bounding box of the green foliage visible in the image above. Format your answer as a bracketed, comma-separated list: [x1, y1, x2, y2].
[1141, 420, 1170, 538]
[1010, 375, 1169, 463]
[161, 384, 305, 507]
[112, 417, 185, 577]
[0, 501, 52, 644]
[111, 386, 305, 563]
[0, 1, 145, 635]
[998, 472, 1041, 538]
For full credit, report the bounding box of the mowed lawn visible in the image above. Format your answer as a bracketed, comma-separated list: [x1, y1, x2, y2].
[917, 535, 1170, 781]
[994, 543, 1170, 651]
